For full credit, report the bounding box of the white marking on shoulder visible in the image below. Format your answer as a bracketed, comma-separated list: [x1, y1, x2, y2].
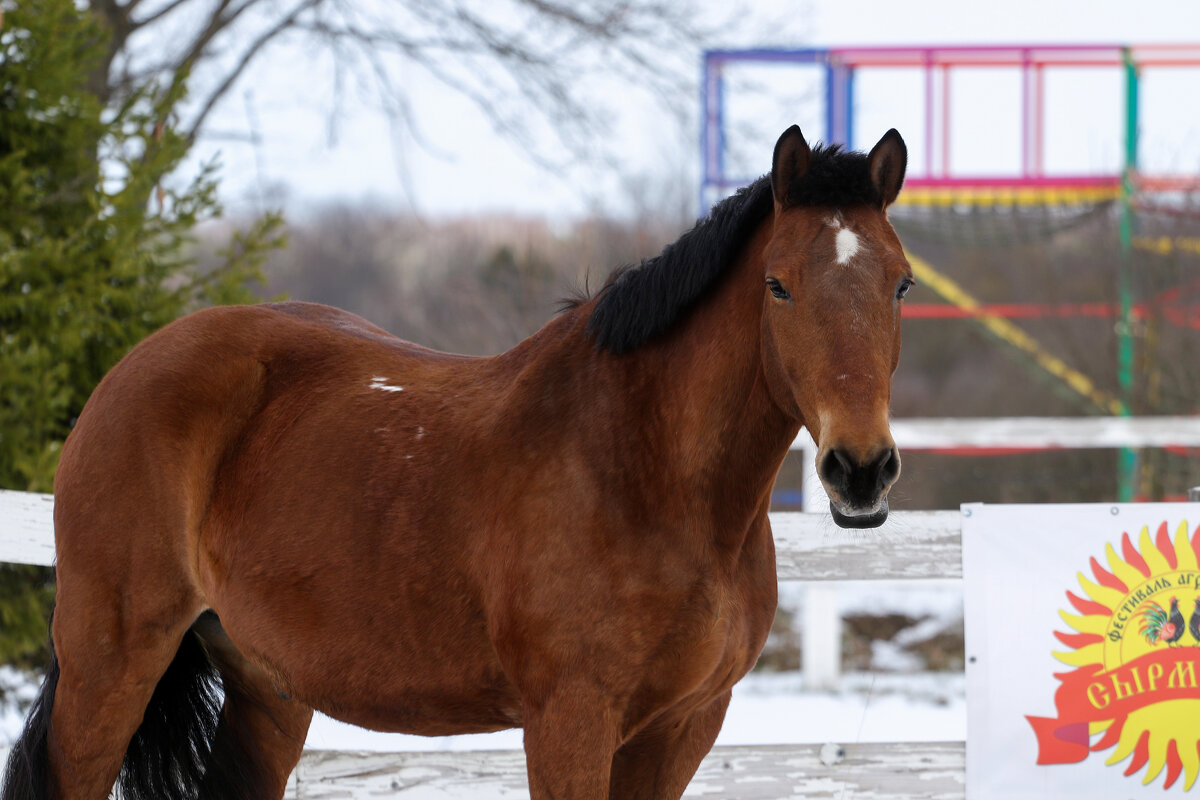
[834, 227, 860, 265]
[416, 426, 425, 439]
[369, 376, 404, 393]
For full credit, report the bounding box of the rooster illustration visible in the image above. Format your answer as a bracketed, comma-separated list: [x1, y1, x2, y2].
[1137, 598, 1187, 646]
[1190, 597, 1200, 646]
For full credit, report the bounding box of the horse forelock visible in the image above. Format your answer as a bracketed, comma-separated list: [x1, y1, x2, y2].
[582, 143, 882, 355]
[780, 144, 881, 208]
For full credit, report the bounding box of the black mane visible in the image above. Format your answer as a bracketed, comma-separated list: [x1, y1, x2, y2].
[584, 143, 880, 354]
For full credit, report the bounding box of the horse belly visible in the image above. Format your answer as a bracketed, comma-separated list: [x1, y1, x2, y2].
[304, 670, 523, 737]
[217, 585, 523, 736]
[200, 515, 521, 735]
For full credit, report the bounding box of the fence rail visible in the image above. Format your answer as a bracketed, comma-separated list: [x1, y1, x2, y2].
[0, 489, 961, 580]
[287, 742, 965, 799]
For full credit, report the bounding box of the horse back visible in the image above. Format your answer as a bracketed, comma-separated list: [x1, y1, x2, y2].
[52, 302, 463, 589]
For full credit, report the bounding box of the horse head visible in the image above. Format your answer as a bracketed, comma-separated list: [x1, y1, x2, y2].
[760, 126, 911, 528]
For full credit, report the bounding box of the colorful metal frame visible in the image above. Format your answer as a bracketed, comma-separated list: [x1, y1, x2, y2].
[700, 44, 1200, 210]
[701, 44, 1200, 501]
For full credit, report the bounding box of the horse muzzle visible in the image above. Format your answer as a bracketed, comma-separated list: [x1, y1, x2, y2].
[817, 443, 900, 529]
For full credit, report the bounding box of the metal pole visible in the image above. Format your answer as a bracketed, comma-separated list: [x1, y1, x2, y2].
[1117, 48, 1139, 501]
[799, 431, 841, 691]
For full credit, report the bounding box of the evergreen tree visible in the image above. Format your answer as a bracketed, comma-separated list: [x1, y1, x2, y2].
[0, 0, 284, 665]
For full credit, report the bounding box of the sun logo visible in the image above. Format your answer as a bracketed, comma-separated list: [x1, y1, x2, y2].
[1026, 522, 1200, 790]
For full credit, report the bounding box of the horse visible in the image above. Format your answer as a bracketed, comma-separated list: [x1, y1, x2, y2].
[2, 125, 911, 800]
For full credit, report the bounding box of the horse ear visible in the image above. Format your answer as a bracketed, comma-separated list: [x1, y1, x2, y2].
[867, 129, 907, 208]
[771, 125, 811, 207]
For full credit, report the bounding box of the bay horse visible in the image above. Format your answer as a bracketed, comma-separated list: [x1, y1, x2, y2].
[2, 125, 911, 800]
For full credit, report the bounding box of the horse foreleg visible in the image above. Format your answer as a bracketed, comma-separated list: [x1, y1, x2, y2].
[522, 691, 622, 800]
[607, 692, 731, 800]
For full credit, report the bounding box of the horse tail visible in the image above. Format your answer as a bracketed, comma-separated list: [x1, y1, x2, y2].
[1, 641, 58, 800]
[2, 621, 274, 800]
[117, 626, 267, 800]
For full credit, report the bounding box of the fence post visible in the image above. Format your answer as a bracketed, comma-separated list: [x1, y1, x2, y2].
[799, 431, 841, 691]
[1190, 487, 1200, 502]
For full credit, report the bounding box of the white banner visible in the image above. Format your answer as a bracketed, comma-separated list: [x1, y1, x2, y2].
[964, 503, 1200, 799]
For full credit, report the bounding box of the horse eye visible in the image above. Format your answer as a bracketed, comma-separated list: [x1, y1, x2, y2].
[896, 278, 914, 300]
[765, 278, 791, 300]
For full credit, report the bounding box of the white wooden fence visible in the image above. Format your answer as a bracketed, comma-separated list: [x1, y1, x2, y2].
[4, 416, 1200, 798]
[793, 415, 1200, 691]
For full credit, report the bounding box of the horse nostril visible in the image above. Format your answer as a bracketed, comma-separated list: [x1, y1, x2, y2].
[818, 448, 854, 493]
[875, 447, 901, 488]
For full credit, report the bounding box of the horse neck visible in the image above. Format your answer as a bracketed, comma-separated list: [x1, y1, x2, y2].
[601, 222, 799, 532]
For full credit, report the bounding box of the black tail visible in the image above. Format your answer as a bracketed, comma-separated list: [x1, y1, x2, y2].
[1, 646, 58, 800]
[117, 628, 223, 799]
[118, 625, 267, 800]
[2, 622, 267, 800]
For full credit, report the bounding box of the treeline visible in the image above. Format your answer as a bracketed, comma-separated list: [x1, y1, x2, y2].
[206, 205, 694, 356]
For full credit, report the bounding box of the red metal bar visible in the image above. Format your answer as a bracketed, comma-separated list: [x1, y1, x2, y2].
[904, 302, 1200, 328]
[904, 303, 1124, 319]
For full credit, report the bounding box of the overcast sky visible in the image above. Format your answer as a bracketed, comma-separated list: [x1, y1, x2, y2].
[186, 0, 1200, 220]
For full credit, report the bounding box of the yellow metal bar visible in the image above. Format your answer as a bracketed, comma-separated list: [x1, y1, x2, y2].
[1132, 235, 1200, 256]
[906, 251, 1128, 416]
[895, 186, 1121, 208]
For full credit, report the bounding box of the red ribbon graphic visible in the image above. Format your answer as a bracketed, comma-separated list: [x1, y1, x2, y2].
[1026, 649, 1200, 764]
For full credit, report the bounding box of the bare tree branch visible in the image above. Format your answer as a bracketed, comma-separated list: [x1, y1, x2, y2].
[129, 0, 201, 30]
[86, 0, 733, 177]
[183, 0, 325, 142]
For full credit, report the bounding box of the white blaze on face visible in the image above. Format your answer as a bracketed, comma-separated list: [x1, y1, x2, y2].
[825, 215, 861, 266]
[834, 227, 860, 265]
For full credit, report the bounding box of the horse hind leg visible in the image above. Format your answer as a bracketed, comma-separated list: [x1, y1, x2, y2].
[8, 599, 202, 800]
[191, 612, 314, 800]
[6, 608, 309, 800]
[101, 612, 311, 800]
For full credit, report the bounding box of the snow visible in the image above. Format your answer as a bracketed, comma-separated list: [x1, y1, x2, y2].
[0, 666, 39, 746]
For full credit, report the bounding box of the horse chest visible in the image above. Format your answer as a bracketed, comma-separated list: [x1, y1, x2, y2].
[669, 573, 775, 696]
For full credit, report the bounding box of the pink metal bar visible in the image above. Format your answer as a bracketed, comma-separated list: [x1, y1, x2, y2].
[1020, 50, 1031, 180]
[940, 63, 950, 179]
[924, 53, 934, 180]
[1034, 64, 1045, 176]
[904, 175, 1122, 188]
[825, 43, 1200, 69]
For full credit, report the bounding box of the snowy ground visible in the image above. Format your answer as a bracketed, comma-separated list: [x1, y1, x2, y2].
[2, 581, 966, 753]
[1, 669, 965, 754]
[303, 670, 965, 752]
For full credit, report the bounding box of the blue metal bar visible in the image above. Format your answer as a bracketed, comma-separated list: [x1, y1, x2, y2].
[845, 67, 856, 150]
[699, 52, 713, 216]
[704, 48, 829, 64]
[824, 62, 836, 145]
